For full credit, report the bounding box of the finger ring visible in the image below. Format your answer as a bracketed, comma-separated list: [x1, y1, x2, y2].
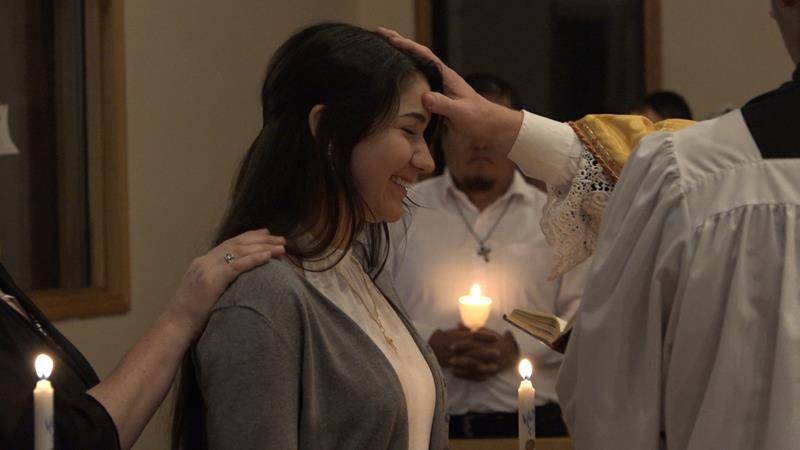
[224, 252, 235, 264]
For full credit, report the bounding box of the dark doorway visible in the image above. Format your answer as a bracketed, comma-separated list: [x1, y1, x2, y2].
[431, 0, 646, 121]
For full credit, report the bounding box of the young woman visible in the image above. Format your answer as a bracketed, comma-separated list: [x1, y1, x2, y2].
[172, 23, 448, 450]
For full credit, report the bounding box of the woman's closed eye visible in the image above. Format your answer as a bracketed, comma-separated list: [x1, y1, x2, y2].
[402, 127, 422, 137]
[397, 110, 430, 139]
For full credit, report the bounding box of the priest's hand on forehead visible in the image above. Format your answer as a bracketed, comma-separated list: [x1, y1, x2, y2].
[377, 27, 524, 157]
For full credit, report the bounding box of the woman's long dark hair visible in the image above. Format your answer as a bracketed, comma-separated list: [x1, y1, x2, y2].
[171, 23, 442, 450]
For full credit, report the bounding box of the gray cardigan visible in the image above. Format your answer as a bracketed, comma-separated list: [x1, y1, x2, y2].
[194, 253, 448, 450]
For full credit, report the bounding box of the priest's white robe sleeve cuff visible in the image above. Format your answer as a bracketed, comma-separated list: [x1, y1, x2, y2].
[507, 110, 583, 187]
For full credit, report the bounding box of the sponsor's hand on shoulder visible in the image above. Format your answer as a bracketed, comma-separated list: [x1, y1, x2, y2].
[168, 229, 286, 339]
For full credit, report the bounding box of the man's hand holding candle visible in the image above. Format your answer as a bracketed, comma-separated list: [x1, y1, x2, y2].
[429, 326, 519, 382]
[450, 328, 519, 381]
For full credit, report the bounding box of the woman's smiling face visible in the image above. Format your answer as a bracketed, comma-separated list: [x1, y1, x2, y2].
[350, 73, 435, 223]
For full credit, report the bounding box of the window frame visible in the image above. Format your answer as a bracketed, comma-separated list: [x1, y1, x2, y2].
[31, 0, 130, 320]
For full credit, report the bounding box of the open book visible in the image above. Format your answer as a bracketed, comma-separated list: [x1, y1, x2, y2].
[503, 309, 576, 354]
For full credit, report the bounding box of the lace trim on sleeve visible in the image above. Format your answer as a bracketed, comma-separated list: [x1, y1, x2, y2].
[540, 147, 615, 279]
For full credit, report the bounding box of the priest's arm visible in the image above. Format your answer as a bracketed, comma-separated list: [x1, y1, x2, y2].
[377, 28, 694, 277]
[508, 112, 694, 277]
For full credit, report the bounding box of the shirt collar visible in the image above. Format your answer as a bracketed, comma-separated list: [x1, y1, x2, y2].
[441, 168, 538, 210]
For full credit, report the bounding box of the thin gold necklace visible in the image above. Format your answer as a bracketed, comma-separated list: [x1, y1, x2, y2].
[342, 253, 398, 354]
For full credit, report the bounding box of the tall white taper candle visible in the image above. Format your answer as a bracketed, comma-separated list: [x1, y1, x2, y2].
[34, 354, 54, 450]
[518, 358, 535, 450]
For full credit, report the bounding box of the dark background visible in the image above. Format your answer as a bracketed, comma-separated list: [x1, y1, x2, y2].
[432, 0, 646, 121]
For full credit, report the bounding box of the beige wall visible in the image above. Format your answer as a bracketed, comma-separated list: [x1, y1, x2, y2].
[53, 1, 415, 449]
[661, 0, 795, 118]
[356, 0, 415, 37]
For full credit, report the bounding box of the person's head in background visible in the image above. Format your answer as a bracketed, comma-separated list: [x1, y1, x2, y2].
[633, 90, 693, 122]
[771, 0, 800, 64]
[439, 73, 522, 211]
[213, 23, 442, 270]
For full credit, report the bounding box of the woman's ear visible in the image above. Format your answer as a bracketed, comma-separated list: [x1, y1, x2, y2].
[308, 104, 325, 139]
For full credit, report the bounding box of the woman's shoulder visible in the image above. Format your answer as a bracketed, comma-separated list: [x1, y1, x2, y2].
[195, 259, 310, 380]
[214, 257, 311, 319]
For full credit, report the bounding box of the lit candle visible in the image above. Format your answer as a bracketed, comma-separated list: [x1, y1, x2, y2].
[518, 358, 535, 450]
[458, 283, 492, 331]
[34, 354, 54, 450]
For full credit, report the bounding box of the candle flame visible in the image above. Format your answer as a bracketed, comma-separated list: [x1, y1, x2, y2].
[470, 283, 481, 298]
[518, 358, 533, 379]
[459, 283, 491, 306]
[35, 354, 53, 379]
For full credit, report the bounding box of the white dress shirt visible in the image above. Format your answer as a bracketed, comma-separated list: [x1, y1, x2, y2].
[304, 250, 435, 450]
[513, 109, 800, 449]
[390, 171, 586, 414]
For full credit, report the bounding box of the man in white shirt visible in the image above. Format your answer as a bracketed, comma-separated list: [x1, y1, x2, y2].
[390, 74, 586, 439]
[380, 1, 800, 448]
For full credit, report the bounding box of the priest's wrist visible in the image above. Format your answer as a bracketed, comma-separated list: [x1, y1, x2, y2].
[488, 104, 524, 157]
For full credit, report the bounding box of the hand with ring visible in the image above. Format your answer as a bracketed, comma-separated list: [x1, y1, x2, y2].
[168, 228, 286, 339]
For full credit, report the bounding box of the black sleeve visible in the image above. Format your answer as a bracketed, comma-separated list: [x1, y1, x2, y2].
[56, 392, 121, 450]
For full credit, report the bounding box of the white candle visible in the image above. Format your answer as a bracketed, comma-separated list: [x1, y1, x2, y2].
[518, 358, 535, 450]
[458, 283, 492, 331]
[34, 354, 54, 450]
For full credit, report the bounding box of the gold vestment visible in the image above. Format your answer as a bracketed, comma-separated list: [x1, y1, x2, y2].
[569, 115, 695, 181]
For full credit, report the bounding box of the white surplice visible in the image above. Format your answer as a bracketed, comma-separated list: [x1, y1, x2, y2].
[511, 110, 800, 449]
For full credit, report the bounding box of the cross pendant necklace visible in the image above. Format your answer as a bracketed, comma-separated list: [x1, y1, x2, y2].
[477, 243, 492, 263]
[453, 194, 515, 263]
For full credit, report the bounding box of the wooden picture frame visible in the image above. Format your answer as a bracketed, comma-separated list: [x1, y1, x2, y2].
[31, 0, 130, 320]
[414, 0, 663, 93]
